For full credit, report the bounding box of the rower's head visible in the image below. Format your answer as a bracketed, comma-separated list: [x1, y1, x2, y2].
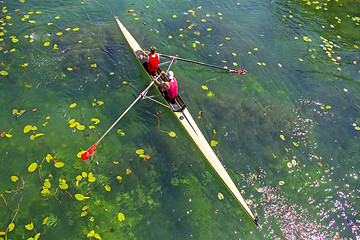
[150, 46, 156, 54]
[168, 71, 174, 80]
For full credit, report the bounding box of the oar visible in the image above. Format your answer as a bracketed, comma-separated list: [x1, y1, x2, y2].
[81, 80, 156, 161]
[159, 53, 246, 74]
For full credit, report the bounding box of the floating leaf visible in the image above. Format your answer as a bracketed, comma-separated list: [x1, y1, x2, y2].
[81, 211, 88, 217]
[42, 217, 49, 225]
[35, 133, 44, 138]
[207, 92, 214, 97]
[293, 142, 299, 147]
[77, 151, 85, 158]
[67, 68, 73, 71]
[88, 172, 96, 182]
[28, 162, 37, 172]
[202, 85, 208, 90]
[117, 176, 122, 183]
[30, 135, 35, 140]
[31, 126, 37, 131]
[94, 233, 101, 240]
[55, 162, 64, 168]
[8, 223, 15, 232]
[77, 124, 85, 130]
[46, 154, 53, 163]
[73, 28, 79, 31]
[91, 118, 100, 124]
[117, 129, 125, 136]
[211, 140, 218, 147]
[82, 172, 88, 178]
[126, 169, 132, 175]
[59, 179, 68, 189]
[136, 149, 144, 155]
[118, 212, 125, 222]
[157, 18, 162, 22]
[97, 101, 104, 106]
[11, 176, 18, 182]
[6, 134, 12, 138]
[1, 132, 5, 137]
[24, 125, 32, 133]
[104, 185, 111, 192]
[34, 233, 41, 240]
[75, 194, 89, 201]
[218, 193, 224, 200]
[87, 230, 95, 237]
[280, 135, 286, 141]
[44, 179, 51, 189]
[168, 131, 176, 138]
[41, 188, 50, 196]
[44, 42, 50, 46]
[25, 223, 34, 230]
[279, 181, 285, 186]
[70, 103, 76, 108]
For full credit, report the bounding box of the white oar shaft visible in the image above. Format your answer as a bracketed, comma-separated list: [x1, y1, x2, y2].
[96, 81, 155, 144]
[165, 57, 175, 73]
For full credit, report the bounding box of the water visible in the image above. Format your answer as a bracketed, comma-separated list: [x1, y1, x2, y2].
[0, 0, 359, 239]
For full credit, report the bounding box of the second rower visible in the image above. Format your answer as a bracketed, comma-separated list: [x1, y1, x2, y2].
[153, 71, 178, 100]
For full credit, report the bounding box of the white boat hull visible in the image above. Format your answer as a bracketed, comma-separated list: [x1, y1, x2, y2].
[114, 16, 258, 225]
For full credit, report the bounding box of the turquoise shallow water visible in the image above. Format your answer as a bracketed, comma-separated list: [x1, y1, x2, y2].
[0, 0, 359, 239]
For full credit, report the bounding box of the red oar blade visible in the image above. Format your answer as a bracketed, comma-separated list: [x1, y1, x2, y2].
[81, 143, 97, 161]
[229, 69, 246, 74]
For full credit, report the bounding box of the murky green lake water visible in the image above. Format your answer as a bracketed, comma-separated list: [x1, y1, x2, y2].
[0, 0, 359, 239]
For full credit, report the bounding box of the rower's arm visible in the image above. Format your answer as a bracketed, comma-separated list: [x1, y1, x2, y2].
[152, 72, 163, 86]
[152, 77, 161, 85]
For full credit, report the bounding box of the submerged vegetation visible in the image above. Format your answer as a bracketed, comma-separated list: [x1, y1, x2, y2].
[0, 0, 359, 239]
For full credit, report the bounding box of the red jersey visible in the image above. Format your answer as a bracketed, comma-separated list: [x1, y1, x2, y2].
[167, 77, 178, 99]
[147, 54, 159, 72]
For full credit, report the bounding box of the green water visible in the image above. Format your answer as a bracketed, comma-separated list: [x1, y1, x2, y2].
[0, 0, 359, 239]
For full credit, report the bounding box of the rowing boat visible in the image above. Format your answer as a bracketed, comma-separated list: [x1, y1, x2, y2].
[114, 16, 259, 226]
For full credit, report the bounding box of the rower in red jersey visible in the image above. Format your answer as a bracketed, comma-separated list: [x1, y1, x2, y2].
[146, 46, 159, 75]
[152, 71, 178, 100]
